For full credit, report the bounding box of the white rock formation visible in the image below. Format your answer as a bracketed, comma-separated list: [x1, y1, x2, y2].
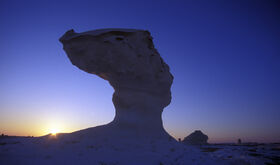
[182, 130, 209, 145]
[59, 28, 174, 141]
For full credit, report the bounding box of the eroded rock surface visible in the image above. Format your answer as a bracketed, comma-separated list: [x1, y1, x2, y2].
[60, 28, 174, 141]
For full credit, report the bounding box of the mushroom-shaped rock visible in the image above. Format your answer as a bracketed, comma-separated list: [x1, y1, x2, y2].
[182, 130, 208, 145]
[59, 28, 174, 141]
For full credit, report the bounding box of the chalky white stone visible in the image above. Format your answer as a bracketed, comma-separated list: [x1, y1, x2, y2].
[60, 28, 174, 141]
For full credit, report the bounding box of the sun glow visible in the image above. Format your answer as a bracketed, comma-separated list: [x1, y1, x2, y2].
[46, 119, 64, 136]
[50, 128, 60, 135]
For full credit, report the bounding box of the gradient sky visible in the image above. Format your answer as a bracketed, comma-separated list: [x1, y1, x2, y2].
[0, 0, 279, 143]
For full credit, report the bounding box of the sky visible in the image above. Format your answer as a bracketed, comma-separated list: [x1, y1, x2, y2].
[0, 0, 279, 143]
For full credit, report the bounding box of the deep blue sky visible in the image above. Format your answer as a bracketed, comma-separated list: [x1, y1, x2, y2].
[0, 0, 279, 142]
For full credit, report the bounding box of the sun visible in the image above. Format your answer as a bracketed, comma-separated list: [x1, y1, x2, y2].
[50, 128, 59, 135]
[46, 120, 64, 136]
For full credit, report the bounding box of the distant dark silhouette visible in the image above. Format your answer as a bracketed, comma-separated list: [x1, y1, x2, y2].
[238, 138, 242, 144]
[182, 130, 208, 145]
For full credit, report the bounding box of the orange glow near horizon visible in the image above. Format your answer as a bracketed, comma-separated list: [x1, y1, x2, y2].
[0, 116, 97, 137]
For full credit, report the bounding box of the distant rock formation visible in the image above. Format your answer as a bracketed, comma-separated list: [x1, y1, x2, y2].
[60, 28, 174, 141]
[182, 130, 208, 145]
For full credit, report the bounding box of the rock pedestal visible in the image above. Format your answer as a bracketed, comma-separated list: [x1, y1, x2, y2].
[60, 28, 174, 140]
